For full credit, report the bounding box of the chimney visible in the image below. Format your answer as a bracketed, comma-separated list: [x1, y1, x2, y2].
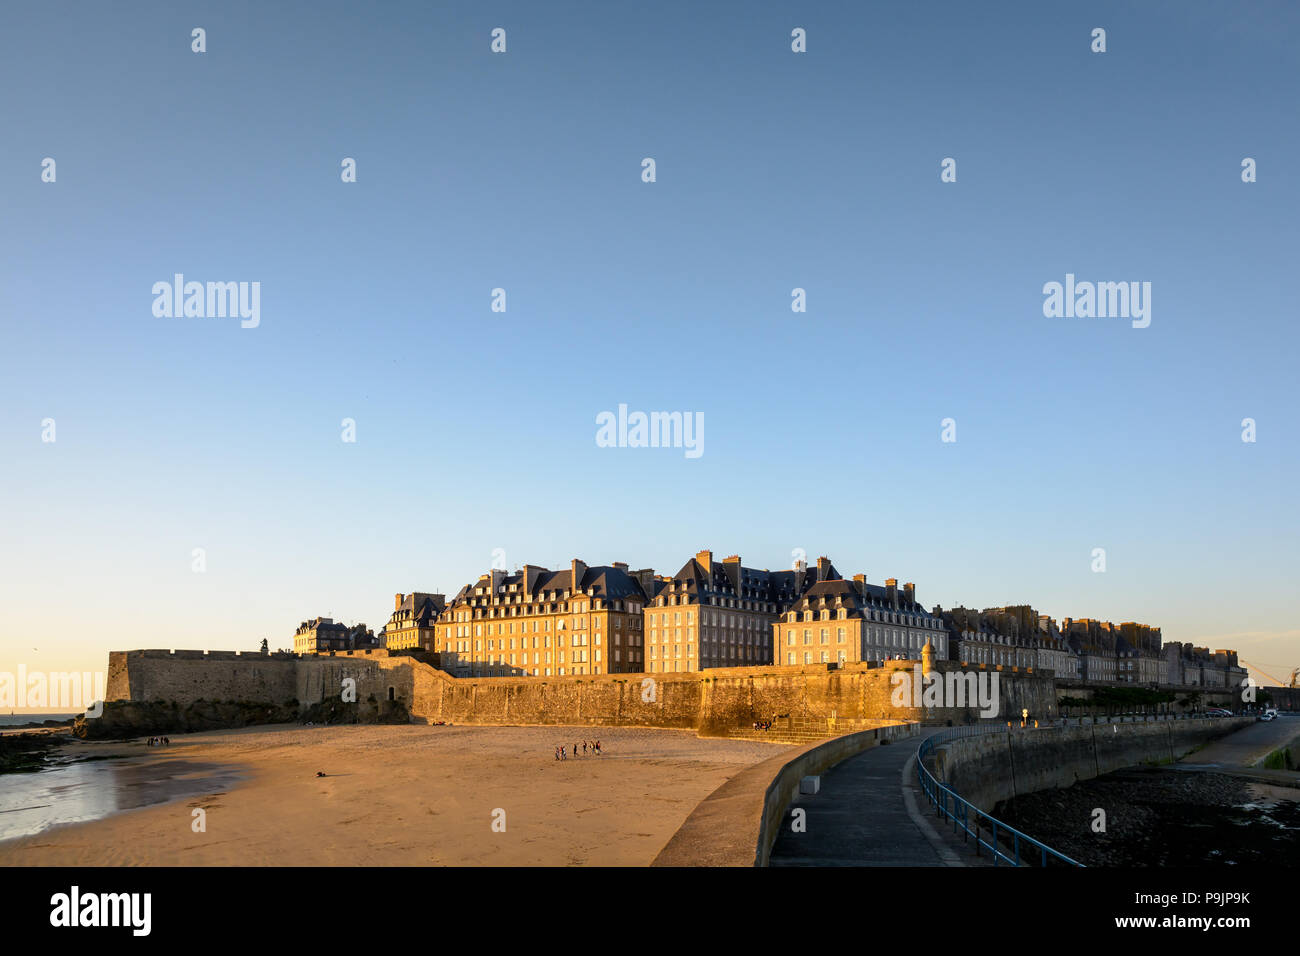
[816, 556, 831, 579]
[571, 558, 588, 591]
[612, 562, 628, 571]
[394, 593, 404, 611]
[523, 564, 546, 595]
[852, 573, 865, 585]
[695, 550, 712, 573]
[633, 568, 656, 595]
[886, 578, 898, 607]
[903, 582, 915, 606]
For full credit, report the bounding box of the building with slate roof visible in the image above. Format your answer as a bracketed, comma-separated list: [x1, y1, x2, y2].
[293, 617, 377, 654]
[644, 550, 821, 673]
[385, 592, 447, 651]
[435, 560, 653, 677]
[775, 572, 948, 667]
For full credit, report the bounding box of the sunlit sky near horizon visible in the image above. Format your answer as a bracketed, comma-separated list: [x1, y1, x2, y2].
[2, 1, 1297, 699]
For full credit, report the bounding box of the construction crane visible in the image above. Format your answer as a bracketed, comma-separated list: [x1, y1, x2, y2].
[1240, 660, 1299, 688]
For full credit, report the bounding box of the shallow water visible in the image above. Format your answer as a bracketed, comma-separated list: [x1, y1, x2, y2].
[0, 753, 242, 841]
[0, 714, 77, 728]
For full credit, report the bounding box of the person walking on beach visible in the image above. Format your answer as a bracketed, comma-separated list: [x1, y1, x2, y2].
[595, 740, 601, 755]
[582, 741, 587, 754]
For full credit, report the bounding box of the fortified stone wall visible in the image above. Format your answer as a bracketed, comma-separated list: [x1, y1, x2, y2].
[408, 660, 1058, 731]
[107, 650, 300, 707]
[933, 717, 1254, 813]
[1055, 681, 1244, 710]
[108, 650, 1059, 732]
[1265, 686, 1300, 710]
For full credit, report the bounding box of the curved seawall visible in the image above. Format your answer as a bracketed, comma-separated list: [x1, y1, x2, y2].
[931, 717, 1254, 812]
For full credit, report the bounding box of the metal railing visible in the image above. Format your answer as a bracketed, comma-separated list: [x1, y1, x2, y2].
[915, 725, 1084, 867]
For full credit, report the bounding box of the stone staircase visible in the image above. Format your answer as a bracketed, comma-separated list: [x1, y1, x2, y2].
[721, 716, 886, 746]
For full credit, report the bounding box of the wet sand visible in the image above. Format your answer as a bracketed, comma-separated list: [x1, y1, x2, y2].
[0, 751, 242, 841]
[0, 724, 791, 866]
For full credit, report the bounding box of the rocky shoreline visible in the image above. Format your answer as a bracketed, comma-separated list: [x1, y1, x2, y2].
[0, 732, 69, 773]
[72, 696, 410, 740]
[994, 766, 1300, 866]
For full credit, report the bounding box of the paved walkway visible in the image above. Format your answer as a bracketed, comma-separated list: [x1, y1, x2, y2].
[1177, 715, 1299, 769]
[769, 735, 975, 866]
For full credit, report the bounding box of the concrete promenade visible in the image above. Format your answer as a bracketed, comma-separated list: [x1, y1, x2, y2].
[768, 733, 970, 866]
[1175, 714, 1300, 788]
[1177, 714, 1298, 768]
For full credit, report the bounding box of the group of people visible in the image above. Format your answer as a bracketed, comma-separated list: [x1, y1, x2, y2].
[146, 736, 170, 746]
[752, 720, 773, 731]
[554, 739, 602, 760]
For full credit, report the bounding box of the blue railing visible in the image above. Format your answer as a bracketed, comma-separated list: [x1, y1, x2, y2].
[915, 726, 1084, 867]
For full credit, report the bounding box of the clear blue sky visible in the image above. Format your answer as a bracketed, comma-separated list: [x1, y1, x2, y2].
[2, 1, 1297, 690]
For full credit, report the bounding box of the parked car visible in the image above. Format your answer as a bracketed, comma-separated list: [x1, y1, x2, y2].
[1206, 708, 1233, 718]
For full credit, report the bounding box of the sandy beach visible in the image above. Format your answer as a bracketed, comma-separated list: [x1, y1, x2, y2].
[0, 724, 790, 866]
